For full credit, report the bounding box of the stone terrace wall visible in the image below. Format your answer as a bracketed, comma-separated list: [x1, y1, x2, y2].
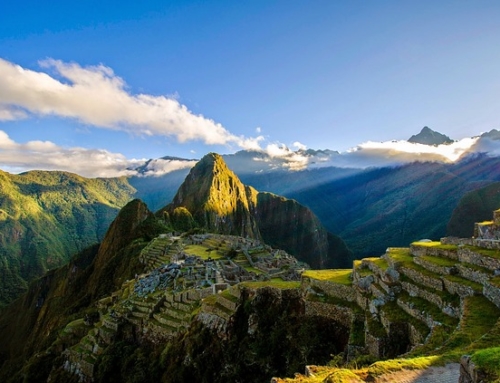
[458, 248, 500, 271]
[441, 237, 473, 246]
[307, 279, 357, 302]
[400, 267, 444, 291]
[410, 244, 458, 260]
[304, 301, 354, 328]
[413, 256, 455, 275]
[483, 283, 500, 309]
[473, 239, 500, 250]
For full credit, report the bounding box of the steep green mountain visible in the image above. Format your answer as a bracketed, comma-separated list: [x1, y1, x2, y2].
[447, 181, 500, 238]
[161, 153, 352, 268]
[0, 198, 163, 381]
[0, 170, 136, 306]
[408, 126, 454, 145]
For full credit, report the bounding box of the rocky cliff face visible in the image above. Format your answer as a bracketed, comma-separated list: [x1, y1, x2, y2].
[162, 153, 351, 268]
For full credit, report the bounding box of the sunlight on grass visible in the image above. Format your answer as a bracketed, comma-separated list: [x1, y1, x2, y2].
[184, 244, 224, 260]
[302, 269, 352, 284]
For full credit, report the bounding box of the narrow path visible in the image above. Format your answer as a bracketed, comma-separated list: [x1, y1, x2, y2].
[374, 363, 460, 383]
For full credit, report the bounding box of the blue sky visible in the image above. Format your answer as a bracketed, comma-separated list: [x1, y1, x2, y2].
[1, 1, 500, 176]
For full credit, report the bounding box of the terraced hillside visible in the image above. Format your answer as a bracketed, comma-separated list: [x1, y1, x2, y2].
[275, 209, 500, 383]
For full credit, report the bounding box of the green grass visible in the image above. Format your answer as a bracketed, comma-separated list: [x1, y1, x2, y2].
[386, 247, 414, 266]
[399, 292, 459, 328]
[381, 300, 430, 338]
[183, 244, 224, 260]
[419, 254, 457, 267]
[472, 347, 500, 381]
[367, 355, 442, 376]
[362, 257, 389, 270]
[443, 274, 483, 293]
[465, 245, 500, 260]
[302, 269, 352, 285]
[411, 242, 458, 251]
[240, 280, 301, 289]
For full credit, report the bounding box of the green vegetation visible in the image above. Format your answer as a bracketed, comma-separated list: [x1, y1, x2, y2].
[420, 254, 457, 267]
[465, 245, 500, 260]
[303, 269, 352, 285]
[183, 244, 224, 260]
[0, 170, 136, 306]
[240, 279, 301, 289]
[411, 241, 458, 251]
[385, 247, 413, 266]
[472, 347, 500, 381]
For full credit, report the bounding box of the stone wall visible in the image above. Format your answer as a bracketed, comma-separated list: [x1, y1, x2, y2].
[413, 256, 455, 275]
[472, 239, 500, 250]
[408, 323, 426, 346]
[442, 278, 476, 298]
[365, 333, 386, 359]
[483, 283, 500, 309]
[304, 301, 354, 328]
[441, 237, 473, 246]
[307, 279, 357, 302]
[401, 281, 443, 312]
[216, 294, 239, 311]
[456, 264, 490, 285]
[458, 248, 500, 271]
[459, 355, 490, 383]
[410, 244, 459, 260]
[400, 267, 444, 291]
[397, 298, 434, 328]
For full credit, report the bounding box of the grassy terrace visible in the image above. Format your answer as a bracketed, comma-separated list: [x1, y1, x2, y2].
[306, 290, 363, 313]
[465, 245, 500, 260]
[183, 244, 224, 260]
[362, 257, 389, 270]
[219, 289, 239, 303]
[419, 254, 457, 268]
[443, 274, 483, 293]
[385, 247, 413, 266]
[240, 279, 301, 289]
[411, 241, 458, 251]
[398, 291, 459, 328]
[302, 269, 352, 285]
[399, 258, 444, 281]
[399, 274, 461, 307]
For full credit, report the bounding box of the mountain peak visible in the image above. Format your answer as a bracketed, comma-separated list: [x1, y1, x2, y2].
[163, 152, 260, 237]
[408, 126, 454, 146]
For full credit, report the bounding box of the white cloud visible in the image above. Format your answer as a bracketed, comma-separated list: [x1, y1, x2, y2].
[244, 136, 486, 172]
[0, 129, 146, 177]
[140, 158, 197, 177]
[292, 141, 307, 150]
[0, 58, 261, 150]
[256, 127, 261, 133]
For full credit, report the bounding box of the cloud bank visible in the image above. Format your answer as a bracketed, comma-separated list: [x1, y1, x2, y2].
[0, 58, 262, 150]
[0, 130, 196, 178]
[246, 137, 485, 172]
